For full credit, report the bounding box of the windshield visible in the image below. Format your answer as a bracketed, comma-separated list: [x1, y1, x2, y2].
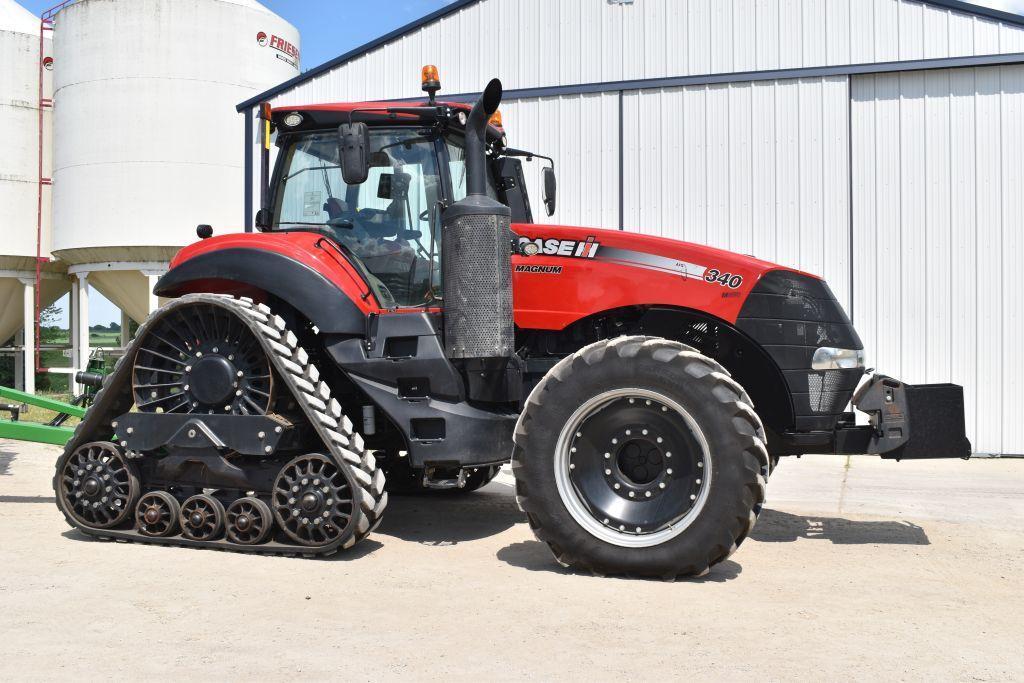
[272, 128, 503, 308]
[273, 129, 443, 308]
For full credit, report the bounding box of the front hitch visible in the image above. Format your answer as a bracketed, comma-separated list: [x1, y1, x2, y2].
[836, 375, 971, 460]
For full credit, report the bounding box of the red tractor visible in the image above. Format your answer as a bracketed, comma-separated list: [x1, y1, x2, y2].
[54, 72, 970, 577]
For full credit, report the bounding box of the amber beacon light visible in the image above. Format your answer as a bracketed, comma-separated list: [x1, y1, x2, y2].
[421, 64, 441, 104]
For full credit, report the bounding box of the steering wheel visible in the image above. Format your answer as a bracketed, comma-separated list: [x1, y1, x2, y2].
[418, 209, 430, 223]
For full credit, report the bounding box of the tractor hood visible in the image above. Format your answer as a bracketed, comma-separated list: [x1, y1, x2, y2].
[511, 223, 820, 330]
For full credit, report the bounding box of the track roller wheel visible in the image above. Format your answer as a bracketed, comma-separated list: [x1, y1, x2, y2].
[135, 491, 180, 537]
[273, 453, 354, 546]
[56, 442, 139, 529]
[180, 494, 226, 541]
[226, 497, 274, 545]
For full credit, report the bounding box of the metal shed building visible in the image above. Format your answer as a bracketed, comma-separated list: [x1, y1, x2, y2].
[238, 0, 1024, 456]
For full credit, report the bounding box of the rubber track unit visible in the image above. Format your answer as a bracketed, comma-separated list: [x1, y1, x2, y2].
[511, 336, 770, 578]
[53, 294, 387, 557]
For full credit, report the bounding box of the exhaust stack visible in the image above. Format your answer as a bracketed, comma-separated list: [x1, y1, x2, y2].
[442, 79, 514, 361]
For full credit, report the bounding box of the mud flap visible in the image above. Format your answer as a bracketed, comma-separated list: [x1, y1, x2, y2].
[851, 375, 971, 460]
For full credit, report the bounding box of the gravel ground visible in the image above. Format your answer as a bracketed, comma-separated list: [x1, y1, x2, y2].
[1, 439, 1022, 681]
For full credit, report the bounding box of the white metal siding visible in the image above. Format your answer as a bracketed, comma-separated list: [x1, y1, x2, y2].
[269, 0, 1024, 108]
[851, 65, 1024, 455]
[618, 77, 851, 308]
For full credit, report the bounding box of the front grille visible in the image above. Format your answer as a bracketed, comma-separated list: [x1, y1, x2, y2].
[738, 270, 864, 431]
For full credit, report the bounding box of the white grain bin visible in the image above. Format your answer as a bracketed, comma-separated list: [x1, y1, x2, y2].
[51, 0, 299, 324]
[0, 0, 64, 353]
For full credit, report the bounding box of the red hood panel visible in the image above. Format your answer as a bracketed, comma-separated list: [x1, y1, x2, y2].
[167, 225, 815, 331]
[511, 224, 814, 329]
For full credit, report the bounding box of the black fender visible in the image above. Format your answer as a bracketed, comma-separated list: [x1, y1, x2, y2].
[154, 248, 366, 335]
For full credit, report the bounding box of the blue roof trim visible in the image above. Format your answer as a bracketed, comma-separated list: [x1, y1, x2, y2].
[925, 0, 1024, 27]
[416, 52, 1024, 103]
[236, 0, 480, 112]
[237, 0, 1024, 112]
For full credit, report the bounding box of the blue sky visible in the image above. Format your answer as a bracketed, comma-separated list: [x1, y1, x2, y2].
[15, 0, 1024, 324]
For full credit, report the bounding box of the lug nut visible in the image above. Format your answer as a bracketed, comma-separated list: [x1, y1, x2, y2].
[646, 400, 651, 405]
[257, 431, 265, 439]
[659, 482, 666, 489]
[126, 427, 134, 434]
[612, 438, 618, 444]
[666, 468, 673, 475]
[604, 452, 611, 459]
[292, 486, 299, 493]
[196, 351, 203, 357]
[237, 371, 244, 378]
[636, 526, 642, 532]
[698, 462, 704, 468]
[628, 398, 634, 404]
[696, 479, 702, 485]
[690, 494, 697, 501]
[628, 491, 635, 498]
[614, 483, 621, 490]
[235, 390, 243, 397]
[183, 384, 190, 391]
[604, 469, 611, 475]
[212, 347, 219, 353]
[301, 478, 309, 485]
[645, 491, 652, 498]
[274, 426, 283, 434]
[657, 437, 663, 443]
[264, 446, 272, 454]
[625, 429, 631, 436]
[642, 429, 648, 435]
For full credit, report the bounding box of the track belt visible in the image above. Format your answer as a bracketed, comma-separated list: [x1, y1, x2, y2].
[53, 294, 387, 556]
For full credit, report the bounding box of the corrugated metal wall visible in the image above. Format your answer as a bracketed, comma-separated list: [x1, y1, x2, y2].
[851, 65, 1024, 455]
[258, 1, 1024, 454]
[270, 0, 1024, 106]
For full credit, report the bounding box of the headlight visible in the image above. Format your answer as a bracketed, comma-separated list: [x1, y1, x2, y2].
[283, 112, 303, 127]
[811, 347, 865, 370]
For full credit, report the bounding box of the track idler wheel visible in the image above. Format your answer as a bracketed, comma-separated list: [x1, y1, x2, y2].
[272, 453, 354, 546]
[57, 442, 140, 528]
[179, 494, 226, 541]
[135, 491, 181, 537]
[226, 497, 274, 545]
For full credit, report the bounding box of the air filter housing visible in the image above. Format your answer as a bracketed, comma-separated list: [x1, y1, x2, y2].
[442, 197, 513, 359]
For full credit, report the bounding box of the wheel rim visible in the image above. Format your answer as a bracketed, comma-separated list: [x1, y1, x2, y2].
[226, 497, 273, 545]
[272, 454, 354, 546]
[136, 491, 180, 537]
[132, 302, 274, 415]
[58, 442, 139, 528]
[179, 494, 225, 540]
[553, 388, 712, 548]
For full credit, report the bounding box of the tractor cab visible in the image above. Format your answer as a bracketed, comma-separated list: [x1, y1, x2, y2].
[254, 67, 552, 309]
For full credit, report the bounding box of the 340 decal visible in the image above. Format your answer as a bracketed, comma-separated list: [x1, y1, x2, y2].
[704, 269, 743, 289]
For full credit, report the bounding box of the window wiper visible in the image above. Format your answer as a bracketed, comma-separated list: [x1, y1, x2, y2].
[281, 164, 340, 182]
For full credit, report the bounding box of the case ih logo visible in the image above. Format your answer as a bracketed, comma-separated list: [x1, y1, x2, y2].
[257, 31, 299, 70]
[518, 236, 600, 258]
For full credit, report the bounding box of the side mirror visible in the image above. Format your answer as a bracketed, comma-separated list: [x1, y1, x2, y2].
[338, 122, 370, 185]
[542, 166, 557, 217]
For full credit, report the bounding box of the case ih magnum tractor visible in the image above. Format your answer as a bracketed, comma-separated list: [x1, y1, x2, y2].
[54, 72, 970, 577]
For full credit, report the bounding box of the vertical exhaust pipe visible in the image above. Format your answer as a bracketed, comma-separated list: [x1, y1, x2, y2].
[442, 79, 514, 361]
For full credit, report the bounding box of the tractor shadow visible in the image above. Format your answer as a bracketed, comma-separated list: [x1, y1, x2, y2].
[496, 540, 744, 583]
[376, 484, 525, 545]
[751, 508, 930, 545]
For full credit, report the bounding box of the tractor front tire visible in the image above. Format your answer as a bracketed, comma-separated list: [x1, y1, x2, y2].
[512, 336, 769, 578]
